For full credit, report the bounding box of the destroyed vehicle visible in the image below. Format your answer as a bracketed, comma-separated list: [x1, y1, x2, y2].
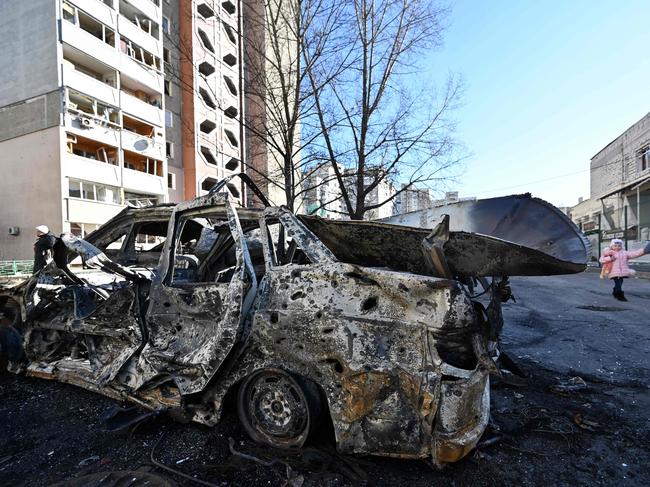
[0, 186, 589, 466]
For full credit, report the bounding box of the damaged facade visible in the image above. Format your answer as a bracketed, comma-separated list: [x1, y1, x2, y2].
[0, 181, 589, 466]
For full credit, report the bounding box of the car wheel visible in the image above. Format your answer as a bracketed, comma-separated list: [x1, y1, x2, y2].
[237, 368, 319, 448]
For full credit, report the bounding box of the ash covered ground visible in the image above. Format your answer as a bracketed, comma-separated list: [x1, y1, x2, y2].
[1, 272, 649, 486]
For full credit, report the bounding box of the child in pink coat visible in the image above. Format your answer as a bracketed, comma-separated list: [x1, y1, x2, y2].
[599, 238, 650, 301]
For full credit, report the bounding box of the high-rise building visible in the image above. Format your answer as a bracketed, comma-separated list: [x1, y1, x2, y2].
[0, 0, 167, 260]
[162, 0, 245, 204]
[0, 0, 281, 262]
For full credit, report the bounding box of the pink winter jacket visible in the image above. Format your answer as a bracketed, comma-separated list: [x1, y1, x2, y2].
[599, 248, 645, 278]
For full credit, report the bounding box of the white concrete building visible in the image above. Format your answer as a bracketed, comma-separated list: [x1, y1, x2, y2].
[163, 0, 245, 204]
[569, 111, 650, 258]
[0, 0, 167, 260]
[302, 165, 345, 218]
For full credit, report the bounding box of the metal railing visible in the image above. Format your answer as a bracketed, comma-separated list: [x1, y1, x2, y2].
[0, 260, 33, 276]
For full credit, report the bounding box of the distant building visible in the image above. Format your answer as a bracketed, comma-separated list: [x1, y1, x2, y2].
[302, 165, 345, 218]
[395, 184, 431, 214]
[570, 111, 650, 260]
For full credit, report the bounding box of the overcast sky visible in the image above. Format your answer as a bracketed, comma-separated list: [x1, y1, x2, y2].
[424, 0, 650, 207]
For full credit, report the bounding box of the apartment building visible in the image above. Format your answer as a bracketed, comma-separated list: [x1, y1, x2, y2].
[0, 0, 167, 260]
[302, 165, 345, 218]
[162, 0, 245, 204]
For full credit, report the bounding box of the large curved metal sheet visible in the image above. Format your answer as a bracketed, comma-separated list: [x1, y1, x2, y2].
[379, 193, 590, 265]
[300, 194, 589, 278]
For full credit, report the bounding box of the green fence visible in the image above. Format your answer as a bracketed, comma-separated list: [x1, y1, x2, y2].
[0, 260, 33, 276]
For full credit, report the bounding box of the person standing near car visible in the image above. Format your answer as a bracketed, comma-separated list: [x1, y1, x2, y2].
[33, 225, 56, 274]
[599, 238, 650, 301]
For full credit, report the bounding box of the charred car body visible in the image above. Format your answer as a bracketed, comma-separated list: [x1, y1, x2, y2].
[0, 180, 589, 466]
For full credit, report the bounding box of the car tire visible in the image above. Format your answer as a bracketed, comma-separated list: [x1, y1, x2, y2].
[237, 368, 321, 449]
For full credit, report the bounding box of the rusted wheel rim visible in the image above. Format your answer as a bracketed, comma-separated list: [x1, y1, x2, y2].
[238, 369, 311, 448]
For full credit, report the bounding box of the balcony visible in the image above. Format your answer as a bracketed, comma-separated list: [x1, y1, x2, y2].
[124, 0, 162, 24]
[61, 19, 119, 68]
[119, 52, 163, 93]
[118, 15, 160, 57]
[121, 91, 163, 126]
[122, 168, 165, 194]
[62, 62, 119, 106]
[121, 128, 165, 160]
[64, 112, 120, 148]
[123, 149, 165, 194]
[63, 153, 121, 187]
[67, 0, 117, 29]
[66, 198, 124, 224]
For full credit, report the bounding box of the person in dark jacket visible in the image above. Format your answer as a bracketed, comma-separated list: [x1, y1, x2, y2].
[33, 225, 57, 274]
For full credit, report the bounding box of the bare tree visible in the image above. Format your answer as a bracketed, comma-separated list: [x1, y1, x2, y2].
[242, 0, 349, 212]
[305, 0, 464, 220]
[163, 0, 345, 212]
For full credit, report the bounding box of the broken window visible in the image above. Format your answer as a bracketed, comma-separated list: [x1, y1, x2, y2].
[119, 0, 160, 38]
[123, 150, 163, 176]
[124, 192, 159, 207]
[123, 115, 155, 137]
[66, 133, 118, 165]
[168, 172, 176, 189]
[164, 80, 172, 96]
[67, 89, 119, 127]
[120, 37, 162, 71]
[263, 219, 313, 267]
[64, 2, 116, 47]
[171, 217, 227, 284]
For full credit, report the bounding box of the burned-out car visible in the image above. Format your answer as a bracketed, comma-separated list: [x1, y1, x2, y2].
[0, 183, 589, 466]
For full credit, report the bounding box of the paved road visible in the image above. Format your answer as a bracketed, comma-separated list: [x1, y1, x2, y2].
[1, 271, 649, 486]
[503, 272, 650, 387]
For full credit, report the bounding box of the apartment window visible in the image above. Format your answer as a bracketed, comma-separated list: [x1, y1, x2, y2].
[165, 110, 173, 127]
[168, 172, 176, 190]
[639, 146, 650, 172]
[199, 87, 217, 109]
[63, 2, 116, 47]
[200, 146, 218, 166]
[69, 222, 99, 237]
[125, 192, 159, 207]
[120, 37, 162, 71]
[164, 79, 172, 96]
[68, 179, 120, 204]
[166, 141, 174, 158]
[162, 16, 170, 35]
[163, 48, 171, 63]
[197, 3, 215, 19]
[197, 28, 215, 53]
[222, 1, 236, 15]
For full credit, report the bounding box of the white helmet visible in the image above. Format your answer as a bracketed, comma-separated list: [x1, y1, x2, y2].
[36, 225, 49, 234]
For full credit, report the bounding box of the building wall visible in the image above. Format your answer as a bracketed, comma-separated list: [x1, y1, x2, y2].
[0, 127, 63, 260]
[0, 0, 60, 108]
[591, 112, 650, 199]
